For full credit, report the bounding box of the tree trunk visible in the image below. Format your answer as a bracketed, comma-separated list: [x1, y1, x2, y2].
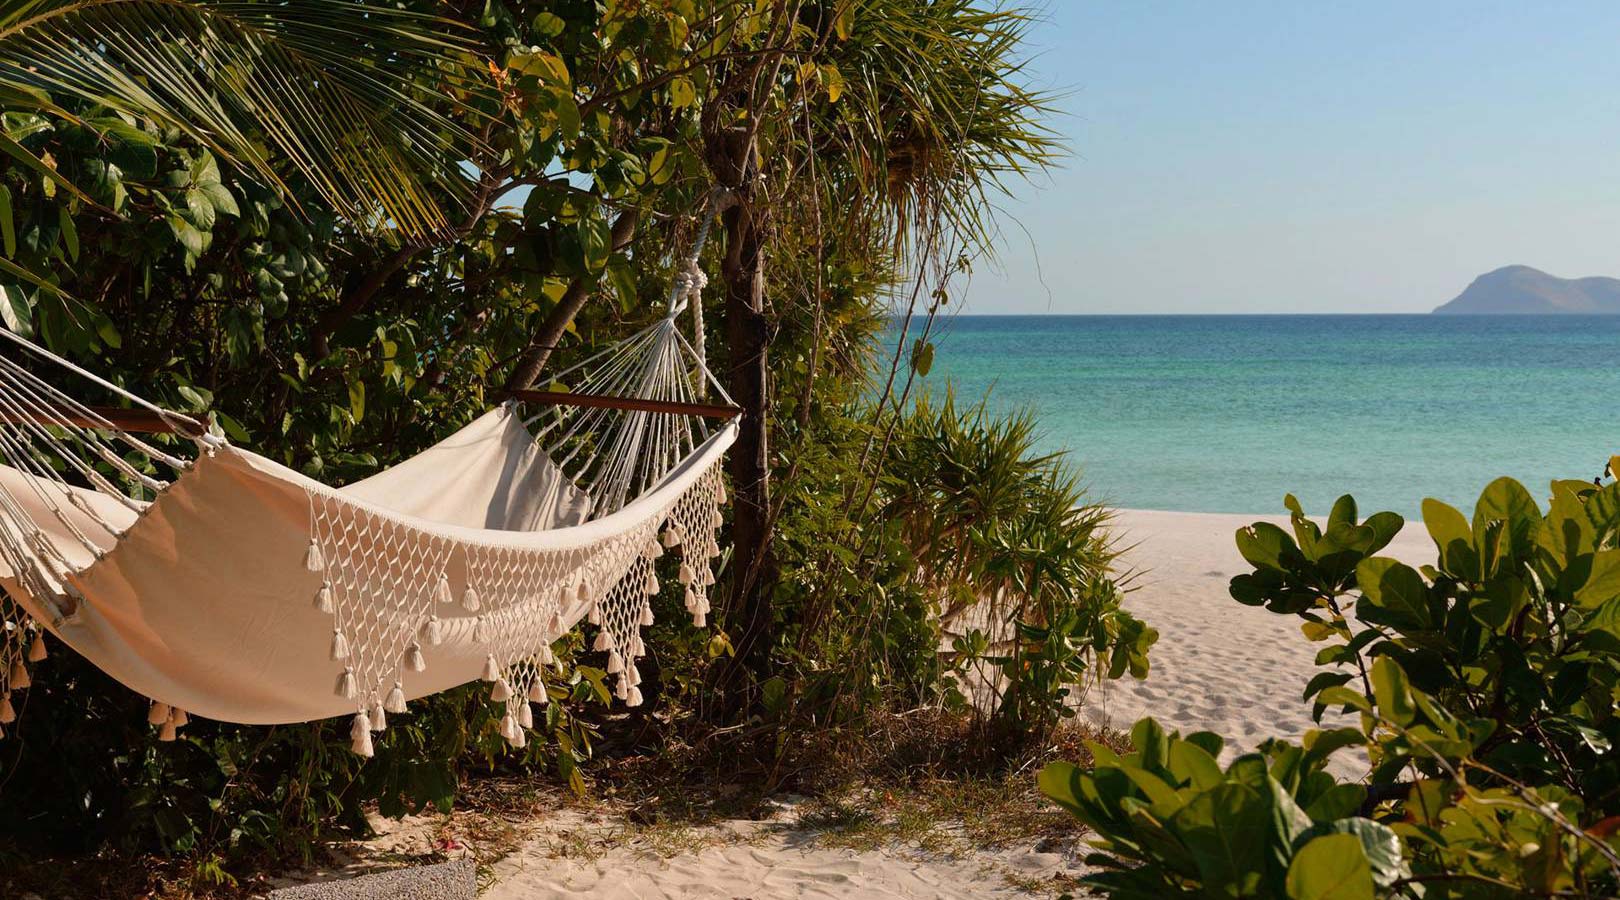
[718, 190, 775, 675]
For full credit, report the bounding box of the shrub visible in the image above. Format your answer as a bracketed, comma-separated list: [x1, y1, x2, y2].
[1042, 476, 1620, 898]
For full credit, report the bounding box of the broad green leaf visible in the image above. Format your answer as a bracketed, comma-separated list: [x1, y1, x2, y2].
[1369, 657, 1414, 726]
[1286, 833, 1374, 900]
[0, 284, 32, 336]
[1237, 522, 1298, 571]
[1167, 740, 1223, 789]
[1170, 783, 1270, 897]
[1355, 557, 1431, 630]
[669, 76, 697, 108]
[1576, 549, 1620, 609]
[1422, 498, 1475, 577]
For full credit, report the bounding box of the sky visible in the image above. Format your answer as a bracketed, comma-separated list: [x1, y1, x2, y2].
[959, 2, 1620, 314]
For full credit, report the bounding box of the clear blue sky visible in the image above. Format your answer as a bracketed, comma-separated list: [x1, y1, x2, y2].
[961, 2, 1620, 314]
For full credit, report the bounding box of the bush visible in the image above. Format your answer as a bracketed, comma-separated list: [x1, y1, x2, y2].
[1042, 476, 1620, 898]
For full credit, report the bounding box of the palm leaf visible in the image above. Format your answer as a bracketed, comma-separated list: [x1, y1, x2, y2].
[0, 0, 493, 237]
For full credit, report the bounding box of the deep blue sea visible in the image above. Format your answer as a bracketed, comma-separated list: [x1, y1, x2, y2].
[920, 315, 1620, 516]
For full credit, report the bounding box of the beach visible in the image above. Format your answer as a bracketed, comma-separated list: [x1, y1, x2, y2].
[460, 508, 1435, 897]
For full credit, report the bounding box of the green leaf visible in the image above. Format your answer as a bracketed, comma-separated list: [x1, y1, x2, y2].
[1286, 833, 1374, 900]
[57, 205, 77, 261]
[1369, 657, 1414, 726]
[200, 182, 240, 218]
[1576, 549, 1620, 609]
[1237, 522, 1298, 571]
[1169, 783, 1270, 897]
[0, 185, 13, 257]
[0, 284, 33, 336]
[911, 339, 934, 376]
[669, 76, 697, 108]
[1422, 497, 1475, 577]
[1167, 740, 1224, 789]
[1355, 557, 1431, 630]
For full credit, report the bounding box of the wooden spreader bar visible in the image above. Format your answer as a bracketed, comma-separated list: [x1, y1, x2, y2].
[0, 405, 190, 434]
[509, 389, 742, 420]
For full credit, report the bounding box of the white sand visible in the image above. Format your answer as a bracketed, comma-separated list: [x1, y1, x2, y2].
[484, 805, 1079, 899]
[1083, 509, 1431, 771]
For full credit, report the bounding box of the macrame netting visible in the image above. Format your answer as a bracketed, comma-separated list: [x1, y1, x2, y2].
[0, 206, 734, 755]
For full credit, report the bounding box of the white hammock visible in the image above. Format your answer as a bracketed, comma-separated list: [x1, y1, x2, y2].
[0, 269, 734, 756]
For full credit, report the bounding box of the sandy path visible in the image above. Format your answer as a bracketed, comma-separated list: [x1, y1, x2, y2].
[1083, 509, 1431, 770]
[484, 808, 1075, 899]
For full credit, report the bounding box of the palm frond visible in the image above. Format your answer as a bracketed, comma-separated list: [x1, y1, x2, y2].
[0, 0, 494, 237]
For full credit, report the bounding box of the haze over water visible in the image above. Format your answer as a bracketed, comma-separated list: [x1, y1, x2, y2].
[925, 315, 1620, 517]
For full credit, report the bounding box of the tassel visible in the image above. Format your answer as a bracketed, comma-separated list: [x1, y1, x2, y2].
[335, 667, 357, 699]
[710, 508, 724, 529]
[474, 615, 491, 642]
[529, 680, 549, 705]
[370, 701, 387, 732]
[171, 709, 189, 728]
[716, 480, 727, 504]
[706, 538, 721, 558]
[593, 630, 614, 652]
[576, 578, 592, 603]
[462, 585, 481, 612]
[630, 634, 646, 656]
[404, 641, 426, 673]
[614, 675, 629, 701]
[304, 540, 325, 572]
[627, 663, 641, 686]
[491, 679, 511, 702]
[9, 661, 29, 690]
[662, 527, 682, 548]
[422, 616, 444, 647]
[148, 701, 171, 725]
[643, 572, 660, 595]
[547, 610, 564, 632]
[626, 685, 644, 708]
[518, 702, 534, 729]
[434, 573, 453, 605]
[586, 603, 602, 625]
[684, 588, 698, 612]
[158, 720, 177, 742]
[640, 603, 655, 627]
[642, 539, 662, 560]
[26, 632, 46, 662]
[329, 629, 349, 661]
[607, 649, 624, 674]
[700, 567, 716, 587]
[482, 654, 500, 682]
[500, 713, 518, 742]
[538, 643, 556, 666]
[0, 693, 14, 724]
[385, 683, 407, 714]
[678, 563, 695, 585]
[511, 728, 527, 749]
[350, 712, 374, 757]
[314, 582, 334, 614]
[693, 610, 707, 628]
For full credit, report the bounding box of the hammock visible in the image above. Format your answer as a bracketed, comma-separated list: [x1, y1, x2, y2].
[0, 261, 735, 756]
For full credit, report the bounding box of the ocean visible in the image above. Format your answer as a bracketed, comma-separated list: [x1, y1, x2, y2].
[918, 315, 1620, 517]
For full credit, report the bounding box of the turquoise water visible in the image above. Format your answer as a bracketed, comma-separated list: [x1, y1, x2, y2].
[921, 315, 1620, 516]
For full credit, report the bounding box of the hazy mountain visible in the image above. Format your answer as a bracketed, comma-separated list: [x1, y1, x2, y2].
[1433, 265, 1620, 314]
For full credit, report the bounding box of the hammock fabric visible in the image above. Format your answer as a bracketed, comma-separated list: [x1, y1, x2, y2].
[0, 261, 734, 755]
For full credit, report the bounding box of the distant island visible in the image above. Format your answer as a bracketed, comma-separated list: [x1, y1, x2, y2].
[1433, 265, 1620, 314]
